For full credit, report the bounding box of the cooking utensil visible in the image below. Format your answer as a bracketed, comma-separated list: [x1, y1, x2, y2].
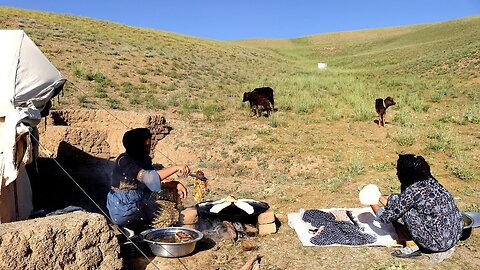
[140, 227, 203, 257]
[460, 212, 475, 241]
[463, 212, 480, 227]
[189, 172, 207, 181]
[196, 198, 269, 223]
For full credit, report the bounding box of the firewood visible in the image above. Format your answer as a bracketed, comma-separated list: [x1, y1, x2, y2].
[239, 254, 262, 270]
[222, 221, 237, 242]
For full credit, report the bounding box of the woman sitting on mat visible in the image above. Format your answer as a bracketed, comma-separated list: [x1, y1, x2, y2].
[360, 154, 463, 263]
[106, 128, 189, 232]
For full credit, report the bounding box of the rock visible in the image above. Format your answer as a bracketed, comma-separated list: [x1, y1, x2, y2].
[243, 223, 258, 236]
[240, 239, 259, 251]
[257, 208, 275, 225]
[179, 207, 198, 225]
[0, 211, 122, 270]
[258, 222, 277, 235]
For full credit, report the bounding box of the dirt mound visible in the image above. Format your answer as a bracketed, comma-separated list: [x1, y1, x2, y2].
[0, 211, 122, 270]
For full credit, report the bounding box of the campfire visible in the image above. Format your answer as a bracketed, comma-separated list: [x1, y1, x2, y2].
[179, 195, 277, 242]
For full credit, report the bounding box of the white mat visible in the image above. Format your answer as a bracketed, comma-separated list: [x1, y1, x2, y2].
[288, 207, 401, 247]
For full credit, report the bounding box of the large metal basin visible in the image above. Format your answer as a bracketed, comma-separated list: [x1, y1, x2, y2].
[460, 213, 474, 241]
[140, 227, 203, 258]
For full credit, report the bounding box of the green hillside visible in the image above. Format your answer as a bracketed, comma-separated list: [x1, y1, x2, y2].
[1, 7, 479, 269]
[0, 7, 297, 114]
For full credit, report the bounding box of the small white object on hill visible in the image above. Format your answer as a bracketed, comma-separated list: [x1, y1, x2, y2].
[317, 63, 327, 69]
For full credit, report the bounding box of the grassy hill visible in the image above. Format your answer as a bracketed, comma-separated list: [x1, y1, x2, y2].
[0, 7, 297, 115]
[1, 7, 479, 269]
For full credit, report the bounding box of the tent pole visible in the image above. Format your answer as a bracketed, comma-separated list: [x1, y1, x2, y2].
[14, 180, 19, 221]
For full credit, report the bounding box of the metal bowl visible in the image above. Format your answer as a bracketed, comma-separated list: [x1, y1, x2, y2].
[140, 227, 203, 257]
[460, 213, 473, 241]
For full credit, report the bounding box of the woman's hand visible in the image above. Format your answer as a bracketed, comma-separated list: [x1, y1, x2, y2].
[177, 165, 190, 178]
[176, 182, 188, 200]
[379, 195, 388, 206]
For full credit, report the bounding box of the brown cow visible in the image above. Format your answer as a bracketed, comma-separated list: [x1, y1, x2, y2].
[375, 96, 396, 127]
[242, 91, 272, 117]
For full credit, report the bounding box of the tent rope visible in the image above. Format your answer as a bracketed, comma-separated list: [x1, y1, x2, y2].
[29, 135, 173, 270]
[36, 81, 192, 270]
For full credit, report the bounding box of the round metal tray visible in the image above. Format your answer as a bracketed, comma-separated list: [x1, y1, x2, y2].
[196, 200, 269, 223]
[140, 227, 203, 257]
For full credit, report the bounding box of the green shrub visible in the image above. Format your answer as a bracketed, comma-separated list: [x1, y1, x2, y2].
[446, 161, 474, 181]
[76, 95, 88, 104]
[394, 131, 416, 146]
[121, 82, 134, 93]
[128, 94, 142, 105]
[371, 161, 395, 171]
[426, 129, 454, 151]
[107, 98, 122, 109]
[393, 110, 411, 127]
[202, 102, 223, 121]
[462, 102, 480, 124]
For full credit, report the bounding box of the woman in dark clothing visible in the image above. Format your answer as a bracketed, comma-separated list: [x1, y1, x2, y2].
[369, 154, 463, 263]
[106, 128, 189, 231]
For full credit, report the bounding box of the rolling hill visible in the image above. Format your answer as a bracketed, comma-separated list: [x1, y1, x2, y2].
[1, 6, 479, 269]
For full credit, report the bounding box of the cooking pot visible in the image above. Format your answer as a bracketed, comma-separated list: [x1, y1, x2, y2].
[140, 227, 203, 257]
[460, 212, 474, 241]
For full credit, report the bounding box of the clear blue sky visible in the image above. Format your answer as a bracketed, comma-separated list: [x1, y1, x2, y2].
[1, 0, 479, 40]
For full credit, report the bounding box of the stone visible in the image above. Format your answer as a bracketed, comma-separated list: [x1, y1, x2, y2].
[243, 223, 258, 236]
[257, 208, 275, 225]
[179, 207, 198, 225]
[258, 222, 277, 235]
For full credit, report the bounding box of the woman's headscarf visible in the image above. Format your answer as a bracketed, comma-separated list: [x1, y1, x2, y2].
[396, 154, 433, 192]
[122, 128, 153, 168]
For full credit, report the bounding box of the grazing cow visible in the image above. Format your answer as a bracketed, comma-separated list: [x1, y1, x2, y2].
[242, 87, 275, 117]
[252, 87, 275, 110]
[375, 96, 396, 127]
[242, 91, 273, 117]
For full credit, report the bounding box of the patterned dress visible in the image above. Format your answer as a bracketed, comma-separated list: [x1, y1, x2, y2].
[379, 178, 463, 252]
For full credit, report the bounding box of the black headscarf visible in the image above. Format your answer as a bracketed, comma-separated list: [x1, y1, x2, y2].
[122, 128, 153, 169]
[396, 154, 433, 192]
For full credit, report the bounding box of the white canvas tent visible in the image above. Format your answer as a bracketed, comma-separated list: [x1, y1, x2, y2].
[0, 30, 66, 223]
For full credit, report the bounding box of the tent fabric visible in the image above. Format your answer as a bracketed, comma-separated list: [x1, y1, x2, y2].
[0, 166, 33, 223]
[2, 108, 38, 186]
[0, 30, 66, 116]
[0, 30, 65, 222]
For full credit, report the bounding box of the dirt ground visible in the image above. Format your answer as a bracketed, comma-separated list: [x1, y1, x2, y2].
[115, 109, 478, 270]
[34, 108, 479, 270]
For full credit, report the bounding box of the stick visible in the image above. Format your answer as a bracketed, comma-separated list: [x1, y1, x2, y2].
[239, 254, 262, 270]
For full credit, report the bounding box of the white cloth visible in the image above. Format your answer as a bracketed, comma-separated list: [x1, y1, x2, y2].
[0, 169, 33, 223]
[288, 207, 400, 247]
[1, 108, 39, 190]
[141, 170, 161, 192]
[359, 184, 382, 205]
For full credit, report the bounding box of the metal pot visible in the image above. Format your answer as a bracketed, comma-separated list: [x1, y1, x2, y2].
[460, 213, 474, 241]
[140, 227, 203, 257]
